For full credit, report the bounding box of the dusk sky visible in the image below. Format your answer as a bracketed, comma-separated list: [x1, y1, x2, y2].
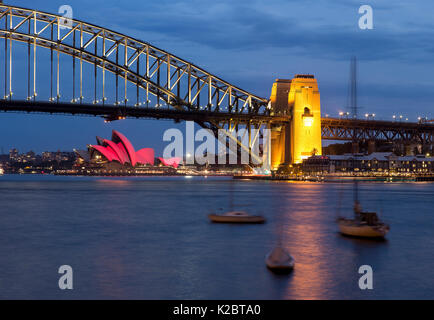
[0, 0, 433, 154]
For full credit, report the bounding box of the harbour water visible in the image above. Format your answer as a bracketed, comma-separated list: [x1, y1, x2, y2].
[0, 174, 433, 299]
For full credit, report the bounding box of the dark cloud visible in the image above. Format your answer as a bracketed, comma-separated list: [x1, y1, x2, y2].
[86, 0, 434, 62]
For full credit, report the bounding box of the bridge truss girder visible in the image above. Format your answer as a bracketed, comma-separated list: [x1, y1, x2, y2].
[0, 4, 269, 115]
[321, 118, 434, 145]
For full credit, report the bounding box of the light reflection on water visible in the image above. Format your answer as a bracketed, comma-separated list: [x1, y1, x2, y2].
[0, 175, 433, 299]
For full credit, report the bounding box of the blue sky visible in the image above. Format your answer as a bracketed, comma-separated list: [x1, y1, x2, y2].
[0, 0, 433, 154]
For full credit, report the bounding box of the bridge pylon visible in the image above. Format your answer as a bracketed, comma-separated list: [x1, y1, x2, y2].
[269, 75, 322, 170]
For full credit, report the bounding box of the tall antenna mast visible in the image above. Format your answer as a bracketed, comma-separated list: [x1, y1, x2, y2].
[350, 56, 358, 119]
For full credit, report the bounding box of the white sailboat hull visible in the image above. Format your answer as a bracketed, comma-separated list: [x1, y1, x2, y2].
[338, 219, 389, 238]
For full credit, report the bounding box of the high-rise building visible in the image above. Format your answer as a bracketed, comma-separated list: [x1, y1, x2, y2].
[9, 148, 19, 161]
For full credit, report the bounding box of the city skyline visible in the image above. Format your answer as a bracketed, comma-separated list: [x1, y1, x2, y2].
[1, 0, 433, 154]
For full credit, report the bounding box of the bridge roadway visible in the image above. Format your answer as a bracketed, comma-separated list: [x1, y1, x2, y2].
[1, 100, 433, 144]
[0, 99, 289, 124]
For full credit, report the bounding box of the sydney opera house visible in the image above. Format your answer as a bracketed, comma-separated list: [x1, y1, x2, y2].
[75, 130, 181, 174]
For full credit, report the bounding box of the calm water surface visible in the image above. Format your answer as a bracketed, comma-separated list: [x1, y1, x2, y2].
[0, 174, 433, 299]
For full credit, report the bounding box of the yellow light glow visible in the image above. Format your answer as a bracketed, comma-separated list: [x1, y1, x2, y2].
[303, 116, 314, 127]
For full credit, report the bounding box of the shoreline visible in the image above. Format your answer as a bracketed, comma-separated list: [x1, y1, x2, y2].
[2, 172, 434, 182]
[234, 174, 434, 182]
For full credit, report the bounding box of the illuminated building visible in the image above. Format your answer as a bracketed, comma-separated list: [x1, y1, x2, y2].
[9, 148, 19, 161]
[301, 152, 434, 174]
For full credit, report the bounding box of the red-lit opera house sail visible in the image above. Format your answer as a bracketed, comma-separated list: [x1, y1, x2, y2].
[158, 157, 182, 168]
[102, 139, 127, 164]
[136, 148, 155, 166]
[90, 145, 120, 162]
[88, 131, 163, 167]
[112, 130, 137, 166]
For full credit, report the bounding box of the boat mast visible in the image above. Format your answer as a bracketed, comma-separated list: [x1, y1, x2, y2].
[350, 56, 359, 207]
[229, 181, 234, 212]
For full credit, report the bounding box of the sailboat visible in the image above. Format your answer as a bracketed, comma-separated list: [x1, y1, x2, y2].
[208, 181, 266, 224]
[265, 212, 294, 273]
[337, 204, 390, 238]
[337, 57, 390, 238]
[265, 246, 295, 272]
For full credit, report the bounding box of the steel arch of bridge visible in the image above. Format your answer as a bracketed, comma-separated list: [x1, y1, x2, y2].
[0, 4, 271, 117]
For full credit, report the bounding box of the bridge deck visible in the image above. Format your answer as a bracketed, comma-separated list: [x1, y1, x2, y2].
[0, 100, 289, 124]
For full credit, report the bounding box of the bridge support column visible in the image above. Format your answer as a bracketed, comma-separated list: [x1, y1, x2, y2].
[405, 143, 416, 156]
[270, 79, 292, 170]
[270, 124, 291, 170]
[352, 142, 360, 154]
[368, 140, 376, 154]
[270, 75, 322, 169]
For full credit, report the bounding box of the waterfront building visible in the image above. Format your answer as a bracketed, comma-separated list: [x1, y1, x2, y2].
[302, 152, 434, 174]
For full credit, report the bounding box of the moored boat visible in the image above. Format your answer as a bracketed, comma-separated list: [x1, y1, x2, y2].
[338, 214, 390, 238]
[265, 246, 295, 273]
[208, 211, 266, 224]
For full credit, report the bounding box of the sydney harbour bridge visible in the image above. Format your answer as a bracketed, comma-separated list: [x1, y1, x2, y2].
[0, 4, 433, 168]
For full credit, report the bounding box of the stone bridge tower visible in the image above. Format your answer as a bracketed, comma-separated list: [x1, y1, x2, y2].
[269, 75, 322, 169]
